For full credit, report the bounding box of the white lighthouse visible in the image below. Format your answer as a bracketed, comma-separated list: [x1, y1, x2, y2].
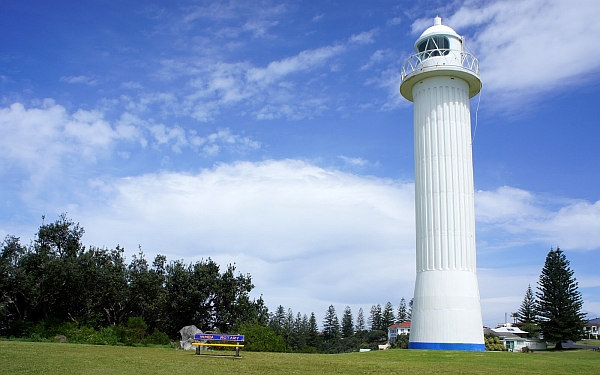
[400, 16, 485, 351]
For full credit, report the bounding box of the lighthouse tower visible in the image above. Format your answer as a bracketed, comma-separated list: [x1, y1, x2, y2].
[400, 17, 484, 351]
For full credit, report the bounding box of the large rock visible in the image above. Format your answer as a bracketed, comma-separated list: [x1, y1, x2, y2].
[179, 325, 202, 350]
[54, 335, 68, 343]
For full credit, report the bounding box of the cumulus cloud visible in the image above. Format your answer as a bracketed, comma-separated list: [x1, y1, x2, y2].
[0, 101, 137, 176]
[475, 186, 600, 251]
[0, 102, 262, 179]
[75, 159, 416, 313]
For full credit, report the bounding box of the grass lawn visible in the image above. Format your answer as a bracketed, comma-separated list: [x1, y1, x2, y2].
[1, 340, 599, 375]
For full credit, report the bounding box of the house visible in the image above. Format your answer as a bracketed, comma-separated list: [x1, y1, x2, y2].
[490, 325, 546, 351]
[584, 318, 599, 340]
[387, 321, 410, 343]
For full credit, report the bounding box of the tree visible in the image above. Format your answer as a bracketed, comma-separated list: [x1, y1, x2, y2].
[341, 306, 354, 337]
[382, 302, 395, 330]
[355, 308, 365, 331]
[269, 305, 286, 336]
[396, 297, 408, 323]
[127, 251, 167, 330]
[307, 312, 319, 347]
[515, 284, 539, 337]
[322, 305, 339, 340]
[536, 247, 586, 349]
[368, 304, 382, 331]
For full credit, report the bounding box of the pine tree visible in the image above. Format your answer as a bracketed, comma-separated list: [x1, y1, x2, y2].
[322, 305, 340, 340]
[368, 304, 382, 331]
[396, 297, 408, 323]
[355, 307, 365, 331]
[536, 247, 586, 349]
[516, 284, 540, 337]
[341, 306, 354, 337]
[307, 312, 319, 347]
[382, 302, 395, 330]
[268, 305, 286, 336]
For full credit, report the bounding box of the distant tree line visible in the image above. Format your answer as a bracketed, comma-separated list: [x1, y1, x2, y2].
[256, 298, 413, 353]
[0, 214, 263, 343]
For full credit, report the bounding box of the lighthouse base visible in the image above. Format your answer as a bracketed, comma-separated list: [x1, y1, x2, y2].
[408, 270, 485, 351]
[408, 342, 485, 351]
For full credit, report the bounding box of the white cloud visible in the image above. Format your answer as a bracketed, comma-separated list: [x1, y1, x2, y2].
[339, 156, 368, 167]
[247, 45, 346, 84]
[439, 0, 600, 98]
[0, 102, 262, 181]
[349, 30, 376, 45]
[475, 186, 600, 251]
[243, 20, 279, 38]
[59, 75, 97, 85]
[365, 66, 405, 110]
[0, 101, 137, 176]
[75, 160, 416, 314]
[360, 49, 391, 71]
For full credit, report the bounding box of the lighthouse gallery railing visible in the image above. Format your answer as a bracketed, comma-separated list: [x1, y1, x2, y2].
[401, 49, 479, 81]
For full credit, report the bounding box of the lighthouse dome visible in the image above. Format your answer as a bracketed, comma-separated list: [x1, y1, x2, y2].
[414, 16, 462, 53]
[400, 16, 480, 101]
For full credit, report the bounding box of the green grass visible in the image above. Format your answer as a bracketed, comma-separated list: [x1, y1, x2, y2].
[1, 340, 598, 374]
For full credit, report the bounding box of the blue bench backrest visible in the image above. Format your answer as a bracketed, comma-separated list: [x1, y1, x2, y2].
[194, 333, 245, 342]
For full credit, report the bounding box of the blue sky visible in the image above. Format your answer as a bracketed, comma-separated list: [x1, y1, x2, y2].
[1, 0, 599, 328]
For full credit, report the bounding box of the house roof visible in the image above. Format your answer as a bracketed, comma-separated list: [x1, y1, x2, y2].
[587, 318, 600, 326]
[388, 322, 411, 329]
[492, 326, 528, 334]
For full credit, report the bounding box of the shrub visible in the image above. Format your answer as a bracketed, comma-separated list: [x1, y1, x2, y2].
[484, 335, 506, 351]
[237, 323, 287, 352]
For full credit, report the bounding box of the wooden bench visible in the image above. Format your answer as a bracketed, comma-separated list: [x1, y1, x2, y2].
[192, 333, 245, 358]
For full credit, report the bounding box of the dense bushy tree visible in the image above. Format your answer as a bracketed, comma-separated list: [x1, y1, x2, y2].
[536, 247, 586, 349]
[0, 214, 260, 339]
[126, 251, 167, 331]
[0, 235, 28, 330]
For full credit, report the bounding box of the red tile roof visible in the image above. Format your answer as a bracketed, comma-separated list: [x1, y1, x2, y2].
[388, 321, 411, 329]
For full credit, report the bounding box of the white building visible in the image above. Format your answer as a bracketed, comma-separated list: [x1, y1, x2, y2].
[387, 322, 411, 343]
[584, 318, 599, 339]
[491, 326, 547, 352]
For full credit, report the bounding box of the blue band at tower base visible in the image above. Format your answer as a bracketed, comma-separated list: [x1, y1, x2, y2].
[409, 342, 486, 351]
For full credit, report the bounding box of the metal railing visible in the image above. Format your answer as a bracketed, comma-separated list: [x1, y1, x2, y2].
[401, 49, 479, 81]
